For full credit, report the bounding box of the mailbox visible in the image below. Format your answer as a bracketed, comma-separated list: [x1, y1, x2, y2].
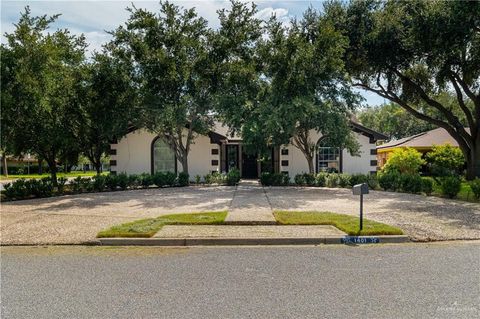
[352, 183, 369, 195]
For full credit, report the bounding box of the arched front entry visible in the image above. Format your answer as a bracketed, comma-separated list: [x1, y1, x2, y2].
[151, 137, 177, 174]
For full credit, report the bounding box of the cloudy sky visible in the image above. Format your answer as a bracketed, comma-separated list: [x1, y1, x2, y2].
[1, 0, 385, 106]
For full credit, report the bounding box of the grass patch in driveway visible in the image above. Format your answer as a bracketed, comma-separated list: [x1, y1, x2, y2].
[97, 211, 227, 238]
[274, 211, 403, 236]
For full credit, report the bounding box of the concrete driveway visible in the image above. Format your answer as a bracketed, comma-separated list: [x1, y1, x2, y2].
[1, 185, 479, 244]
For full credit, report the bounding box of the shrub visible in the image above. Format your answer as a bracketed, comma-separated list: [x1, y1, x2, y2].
[350, 173, 368, 187]
[399, 174, 422, 194]
[282, 173, 290, 185]
[92, 175, 106, 192]
[261, 172, 288, 186]
[71, 176, 84, 193]
[4, 179, 27, 199]
[194, 174, 201, 184]
[164, 172, 177, 186]
[117, 173, 129, 190]
[260, 172, 272, 186]
[378, 171, 400, 191]
[439, 176, 462, 198]
[325, 173, 340, 188]
[383, 147, 425, 175]
[366, 174, 378, 190]
[315, 172, 327, 187]
[139, 173, 153, 188]
[226, 169, 240, 186]
[338, 173, 351, 188]
[421, 178, 434, 195]
[303, 173, 316, 186]
[153, 172, 167, 187]
[294, 174, 306, 186]
[57, 177, 68, 194]
[128, 174, 140, 188]
[469, 178, 480, 199]
[204, 172, 226, 184]
[425, 144, 464, 177]
[178, 172, 190, 186]
[37, 177, 54, 197]
[105, 174, 119, 191]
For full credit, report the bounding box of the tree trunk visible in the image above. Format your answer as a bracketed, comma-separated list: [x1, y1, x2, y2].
[180, 155, 189, 175]
[466, 138, 480, 180]
[307, 156, 314, 174]
[46, 159, 58, 186]
[2, 152, 8, 177]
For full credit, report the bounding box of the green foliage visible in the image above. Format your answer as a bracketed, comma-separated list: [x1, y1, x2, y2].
[152, 172, 177, 187]
[194, 175, 201, 184]
[421, 178, 434, 196]
[116, 173, 129, 190]
[383, 148, 425, 175]
[57, 177, 68, 194]
[260, 172, 289, 186]
[349, 174, 368, 187]
[204, 172, 227, 185]
[357, 103, 435, 140]
[439, 176, 462, 199]
[338, 174, 351, 188]
[325, 174, 340, 188]
[92, 175, 106, 192]
[105, 174, 119, 191]
[315, 172, 328, 187]
[139, 173, 153, 188]
[127, 174, 140, 188]
[378, 171, 401, 191]
[178, 172, 190, 187]
[425, 144, 465, 177]
[469, 178, 480, 199]
[226, 169, 240, 186]
[399, 174, 423, 194]
[294, 174, 306, 186]
[366, 174, 379, 190]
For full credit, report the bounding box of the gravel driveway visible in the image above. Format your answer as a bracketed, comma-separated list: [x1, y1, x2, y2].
[1, 185, 479, 244]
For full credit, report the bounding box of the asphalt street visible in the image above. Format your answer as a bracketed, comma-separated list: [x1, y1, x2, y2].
[1, 242, 479, 319]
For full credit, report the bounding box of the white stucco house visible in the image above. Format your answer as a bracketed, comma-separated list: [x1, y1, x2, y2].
[109, 121, 387, 179]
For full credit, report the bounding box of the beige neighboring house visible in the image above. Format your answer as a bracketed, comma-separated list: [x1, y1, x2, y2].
[110, 121, 387, 179]
[376, 127, 465, 168]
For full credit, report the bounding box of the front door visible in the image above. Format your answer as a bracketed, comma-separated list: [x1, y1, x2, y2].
[242, 152, 258, 179]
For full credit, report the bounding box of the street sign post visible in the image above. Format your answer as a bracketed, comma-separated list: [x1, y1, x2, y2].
[352, 183, 369, 230]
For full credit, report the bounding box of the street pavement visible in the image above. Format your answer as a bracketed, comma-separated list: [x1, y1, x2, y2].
[1, 242, 479, 319]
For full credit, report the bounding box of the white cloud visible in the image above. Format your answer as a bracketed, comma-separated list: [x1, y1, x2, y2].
[255, 7, 289, 21]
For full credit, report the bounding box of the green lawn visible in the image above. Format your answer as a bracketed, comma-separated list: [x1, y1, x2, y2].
[274, 211, 403, 236]
[97, 211, 228, 238]
[424, 178, 479, 202]
[0, 171, 107, 181]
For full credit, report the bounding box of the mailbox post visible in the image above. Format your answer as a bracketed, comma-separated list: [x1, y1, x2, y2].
[352, 183, 369, 230]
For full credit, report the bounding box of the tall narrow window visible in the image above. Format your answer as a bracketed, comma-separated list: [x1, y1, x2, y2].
[153, 138, 176, 173]
[317, 139, 340, 173]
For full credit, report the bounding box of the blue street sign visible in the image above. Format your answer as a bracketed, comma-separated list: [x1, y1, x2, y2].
[341, 236, 380, 244]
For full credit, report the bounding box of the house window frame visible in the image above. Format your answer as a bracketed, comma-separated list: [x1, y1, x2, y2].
[316, 138, 342, 173]
[151, 136, 177, 174]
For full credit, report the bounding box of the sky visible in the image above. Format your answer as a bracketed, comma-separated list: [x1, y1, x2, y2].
[1, 0, 386, 106]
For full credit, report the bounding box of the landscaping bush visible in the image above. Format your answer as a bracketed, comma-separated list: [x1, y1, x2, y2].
[127, 174, 140, 188]
[92, 175, 106, 192]
[349, 173, 368, 187]
[117, 173, 129, 190]
[439, 176, 462, 198]
[303, 173, 316, 186]
[261, 172, 288, 186]
[57, 177, 68, 194]
[338, 173, 351, 188]
[294, 174, 306, 186]
[383, 147, 425, 175]
[315, 172, 327, 186]
[178, 172, 190, 186]
[425, 144, 464, 177]
[378, 171, 400, 191]
[282, 173, 290, 185]
[421, 177, 434, 195]
[366, 174, 378, 190]
[4, 179, 28, 200]
[139, 173, 153, 188]
[194, 174, 201, 184]
[399, 174, 422, 194]
[153, 172, 166, 187]
[165, 172, 177, 186]
[71, 176, 84, 193]
[204, 172, 226, 184]
[105, 174, 119, 191]
[226, 169, 240, 186]
[469, 178, 480, 199]
[325, 173, 340, 188]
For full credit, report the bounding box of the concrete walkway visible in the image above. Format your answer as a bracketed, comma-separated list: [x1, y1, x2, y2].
[225, 180, 276, 224]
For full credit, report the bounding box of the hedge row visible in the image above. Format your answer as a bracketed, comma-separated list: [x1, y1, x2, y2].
[260, 172, 379, 189]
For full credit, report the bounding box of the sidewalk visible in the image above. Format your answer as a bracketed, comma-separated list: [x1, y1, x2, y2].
[225, 180, 276, 224]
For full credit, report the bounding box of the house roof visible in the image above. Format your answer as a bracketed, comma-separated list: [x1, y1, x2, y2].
[377, 127, 466, 150]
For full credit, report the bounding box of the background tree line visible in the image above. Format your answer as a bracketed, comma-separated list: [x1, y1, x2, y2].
[2, 0, 479, 184]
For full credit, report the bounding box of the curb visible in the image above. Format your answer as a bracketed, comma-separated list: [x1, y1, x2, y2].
[99, 235, 410, 246]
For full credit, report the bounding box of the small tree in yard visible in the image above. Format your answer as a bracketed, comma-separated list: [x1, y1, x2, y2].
[383, 148, 425, 175]
[1, 8, 86, 184]
[109, 1, 215, 175]
[425, 144, 465, 177]
[329, 0, 480, 179]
